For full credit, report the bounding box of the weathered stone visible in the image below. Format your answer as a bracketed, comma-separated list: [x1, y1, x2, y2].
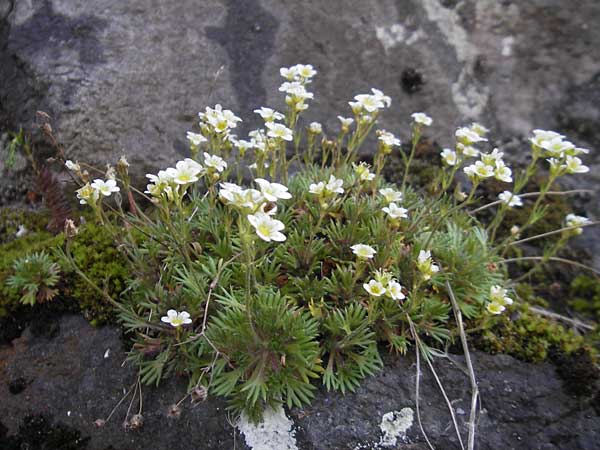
[1, 0, 600, 171]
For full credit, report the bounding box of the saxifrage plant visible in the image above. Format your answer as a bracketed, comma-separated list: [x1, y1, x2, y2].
[51, 64, 596, 424]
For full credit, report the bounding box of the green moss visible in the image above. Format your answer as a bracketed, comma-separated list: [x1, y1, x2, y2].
[0, 208, 50, 245]
[63, 222, 129, 324]
[477, 303, 590, 363]
[0, 209, 62, 317]
[0, 208, 128, 325]
[569, 274, 600, 321]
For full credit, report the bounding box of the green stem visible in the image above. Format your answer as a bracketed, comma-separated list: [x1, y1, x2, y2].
[401, 128, 421, 192]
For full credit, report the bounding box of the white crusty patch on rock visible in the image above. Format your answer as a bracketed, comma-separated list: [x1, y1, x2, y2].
[238, 405, 298, 450]
[379, 408, 414, 447]
[421, 0, 489, 118]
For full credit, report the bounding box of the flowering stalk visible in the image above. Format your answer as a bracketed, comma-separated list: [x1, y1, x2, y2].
[499, 172, 559, 256]
[401, 126, 421, 192]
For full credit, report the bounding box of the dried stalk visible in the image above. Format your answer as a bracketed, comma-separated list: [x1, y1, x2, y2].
[445, 281, 478, 450]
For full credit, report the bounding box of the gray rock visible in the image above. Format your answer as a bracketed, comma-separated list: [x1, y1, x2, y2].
[1, 0, 600, 170]
[1, 315, 598, 449]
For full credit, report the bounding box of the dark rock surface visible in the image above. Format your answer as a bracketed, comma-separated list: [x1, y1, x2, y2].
[1, 315, 598, 450]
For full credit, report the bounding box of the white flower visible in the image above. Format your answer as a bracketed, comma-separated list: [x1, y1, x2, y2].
[235, 139, 253, 153]
[530, 129, 565, 149]
[411, 112, 433, 126]
[498, 191, 523, 207]
[486, 302, 505, 315]
[308, 181, 326, 195]
[309, 122, 323, 134]
[494, 160, 513, 183]
[294, 64, 317, 79]
[490, 285, 513, 306]
[337, 116, 354, 129]
[363, 279, 386, 297]
[15, 224, 27, 238]
[186, 131, 206, 146]
[440, 148, 457, 166]
[457, 142, 479, 157]
[378, 130, 401, 147]
[161, 309, 192, 328]
[325, 175, 344, 194]
[464, 161, 494, 180]
[540, 137, 575, 157]
[168, 159, 204, 185]
[382, 203, 408, 220]
[76, 183, 99, 205]
[254, 107, 285, 122]
[480, 148, 504, 165]
[220, 184, 265, 211]
[470, 122, 489, 136]
[265, 122, 293, 141]
[254, 178, 292, 201]
[353, 162, 375, 181]
[280, 66, 298, 81]
[353, 94, 385, 113]
[91, 179, 120, 197]
[456, 127, 488, 144]
[564, 156, 589, 174]
[65, 160, 80, 171]
[417, 250, 439, 281]
[351, 244, 377, 259]
[387, 280, 405, 301]
[280, 81, 313, 99]
[379, 188, 403, 203]
[572, 147, 590, 155]
[371, 88, 391, 107]
[565, 213, 591, 235]
[247, 212, 286, 242]
[203, 153, 227, 172]
[546, 157, 564, 174]
[201, 104, 242, 133]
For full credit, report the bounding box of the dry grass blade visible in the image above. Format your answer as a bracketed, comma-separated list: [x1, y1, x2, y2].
[446, 281, 479, 450]
[408, 319, 436, 450]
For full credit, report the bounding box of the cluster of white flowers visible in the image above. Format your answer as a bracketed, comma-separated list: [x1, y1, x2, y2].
[529, 130, 590, 176]
[349, 88, 391, 115]
[378, 187, 408, 221]
[199, 104, 242, 137]
[220, 178, 291, 242]
[463, 147, 512, 184]
[145, 155, 218, 202]
[309, 175, 345, 203]
[486, 285, 513, 315]
[76, 178, 120, 205]
[565, 213, 591, 235]
[279, 64, 316, 112]
[456, 123, 488, 156]
[416, 250, 439, 281]
[363, 269, 406, 301]
[377, 130, 401, 149]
